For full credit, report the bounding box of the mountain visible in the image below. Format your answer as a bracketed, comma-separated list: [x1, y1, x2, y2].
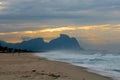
[0, 38, 46, 51]
[0, 34, 82, 51]
[47, 34, 81, 50]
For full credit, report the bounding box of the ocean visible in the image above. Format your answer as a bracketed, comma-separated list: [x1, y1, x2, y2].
[35, 50, 120, 80]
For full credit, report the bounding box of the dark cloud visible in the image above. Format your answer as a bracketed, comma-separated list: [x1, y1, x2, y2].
[0, 0, 120, 31]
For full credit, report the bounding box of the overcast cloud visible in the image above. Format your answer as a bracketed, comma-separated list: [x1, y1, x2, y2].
[0, 0, 120, 51]
[0, 0, 120, 24]
[0, 0, 120, 32]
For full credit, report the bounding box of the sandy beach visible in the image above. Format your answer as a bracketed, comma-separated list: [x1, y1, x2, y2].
[0, 53, 114, 80]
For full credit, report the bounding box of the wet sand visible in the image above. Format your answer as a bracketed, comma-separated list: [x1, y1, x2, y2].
[0, 53, 114, 80]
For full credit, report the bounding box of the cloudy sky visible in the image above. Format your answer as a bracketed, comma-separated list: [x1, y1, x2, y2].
[0, 0, 120, 51]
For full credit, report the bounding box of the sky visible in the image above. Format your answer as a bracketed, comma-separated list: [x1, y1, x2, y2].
[0, 0, 120, 51]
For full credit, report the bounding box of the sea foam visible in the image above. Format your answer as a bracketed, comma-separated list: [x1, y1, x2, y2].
[35, 50, 120, 80]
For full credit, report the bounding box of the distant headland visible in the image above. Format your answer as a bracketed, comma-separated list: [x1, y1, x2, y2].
[0, 34, 82, 52]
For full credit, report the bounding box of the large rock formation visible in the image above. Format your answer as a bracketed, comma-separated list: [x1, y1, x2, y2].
[0, 34, 82, 51]
[47, 34, 81, 50]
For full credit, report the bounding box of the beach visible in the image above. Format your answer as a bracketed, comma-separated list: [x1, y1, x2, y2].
[0, 53, 114, 80]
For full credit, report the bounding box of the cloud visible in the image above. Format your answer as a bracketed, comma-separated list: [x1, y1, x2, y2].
[0, 24, 119, 34]
[0, 0, 120, 51]
[0, 1, 8, 14]
[0, 24, 120, 37]
[0, 23, 50, 32]
[0, 23, 120, 51]
[0, 0, 120, 25]
[21, 36, 32, 41]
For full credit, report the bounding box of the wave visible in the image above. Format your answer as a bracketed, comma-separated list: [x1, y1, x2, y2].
[35, 50, 120, 80]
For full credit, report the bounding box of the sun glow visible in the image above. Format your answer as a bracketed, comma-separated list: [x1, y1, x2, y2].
[0, 2, 3, 5]
[40, 27, 76, 32]
[0, 2, 6, 10]
[0, 24, 120, 43]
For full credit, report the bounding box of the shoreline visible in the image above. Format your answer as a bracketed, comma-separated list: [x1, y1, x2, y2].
[35, 54, 115, 80]
[35, 53, 116, 80]
[0, 53, 114, 80]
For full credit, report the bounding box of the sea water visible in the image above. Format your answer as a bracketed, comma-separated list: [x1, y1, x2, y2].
[35, 50, 120, 80]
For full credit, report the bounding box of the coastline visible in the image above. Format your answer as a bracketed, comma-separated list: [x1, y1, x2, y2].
[35, 54, 115, 80]
[0, 53, 114, 80]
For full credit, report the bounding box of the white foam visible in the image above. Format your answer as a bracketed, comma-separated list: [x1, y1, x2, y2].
[35, 50, 120, 80]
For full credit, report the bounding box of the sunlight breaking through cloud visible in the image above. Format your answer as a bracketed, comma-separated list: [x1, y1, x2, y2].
[0, 24, 120, 43]
[40, 27, 76, 32]
[0, 24, 120, 36]
[0, 2, 4, 10]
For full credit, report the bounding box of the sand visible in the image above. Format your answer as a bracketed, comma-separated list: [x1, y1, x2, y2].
[0, 53, 114, 80]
